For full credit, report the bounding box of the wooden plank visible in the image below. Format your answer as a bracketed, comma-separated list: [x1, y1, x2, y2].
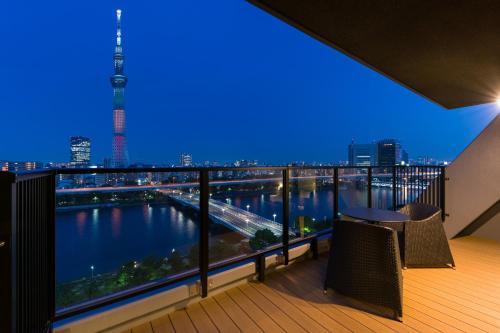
[131, 322, 153, 333]
[150, 315, 175, 333]
[252, 280, 344, 333]
[405, 279, 500, 324]
[452, 237, 500, 253]
[404, 291, 499, 333]
[214, 292, 263, 333]
[397, 313, 443, 333]
[301, 261, 416, 333]
[199, 296, 240, 333]
[169, 310, 197, 333]
[238, 283, 310, 333]
[404, 270, 500, 306]
[264, 276, 353, 333]
[186, 302, 219, 333]
[452, 245, 500, 262]
[274, 267, 376, 333]
[403, 304, 463, 333]
[406, 273, 500, 311]
[404, 296, 485, 333]
[226, 287, 285, 332]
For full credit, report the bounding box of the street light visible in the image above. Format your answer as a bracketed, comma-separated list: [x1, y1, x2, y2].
[246, 204, 250, 211]
[90, 265, 95, 279]
[273, 213, 277, 222]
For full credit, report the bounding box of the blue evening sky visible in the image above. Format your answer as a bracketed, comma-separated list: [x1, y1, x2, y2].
[0, 1, 497, 165]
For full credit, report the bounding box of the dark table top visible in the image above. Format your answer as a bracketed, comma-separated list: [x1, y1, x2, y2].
[341, 207, 410, 223]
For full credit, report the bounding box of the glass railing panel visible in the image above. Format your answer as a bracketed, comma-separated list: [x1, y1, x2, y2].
[208, 169, 283, 265]
[289, 168, 334, 238]
[338, 167, 368, 210]
[371, 167, 394, 209]
[55, 171, 200, 310]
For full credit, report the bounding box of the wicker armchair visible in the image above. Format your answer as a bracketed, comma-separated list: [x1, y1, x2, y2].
[398, 203, 455, 268]
[324, 220, 403, 321]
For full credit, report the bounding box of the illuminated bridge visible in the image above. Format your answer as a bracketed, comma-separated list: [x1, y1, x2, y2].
[165, 191, 294, 238]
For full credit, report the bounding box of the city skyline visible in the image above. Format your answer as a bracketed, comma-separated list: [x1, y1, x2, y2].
[0, 1, 498, 165]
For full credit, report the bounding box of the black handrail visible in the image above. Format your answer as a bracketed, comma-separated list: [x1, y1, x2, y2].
[0, 165, 446, 332]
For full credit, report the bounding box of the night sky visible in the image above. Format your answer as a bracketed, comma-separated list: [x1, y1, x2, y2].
[0, 1, 497, 165]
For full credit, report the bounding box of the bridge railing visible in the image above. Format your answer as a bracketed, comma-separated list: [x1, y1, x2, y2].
[0, 165, 445, 332]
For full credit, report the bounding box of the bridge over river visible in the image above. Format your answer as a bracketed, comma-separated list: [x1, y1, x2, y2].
[165, 191, 294, 238]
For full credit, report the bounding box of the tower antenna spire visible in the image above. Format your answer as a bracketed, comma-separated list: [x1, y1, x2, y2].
[116, 9, 122, 46]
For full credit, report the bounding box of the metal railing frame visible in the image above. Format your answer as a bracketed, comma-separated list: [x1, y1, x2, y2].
[0, 165, 445, 332]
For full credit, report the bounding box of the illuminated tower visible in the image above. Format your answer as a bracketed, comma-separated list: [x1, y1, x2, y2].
[111, 9, 129, 167]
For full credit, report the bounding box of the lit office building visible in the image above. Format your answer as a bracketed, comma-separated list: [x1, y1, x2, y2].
[180, 153, 193, 167]
[377, 139, 408, 166]
[70, 136, 91, 167]
[348, 143, 377, 166]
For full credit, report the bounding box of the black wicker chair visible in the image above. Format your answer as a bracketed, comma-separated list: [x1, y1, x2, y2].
[397, 203, 455, 268]
[324, 220, 403, 321]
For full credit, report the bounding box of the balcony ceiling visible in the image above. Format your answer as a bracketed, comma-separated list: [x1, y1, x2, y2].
[248, 0, 500, 109]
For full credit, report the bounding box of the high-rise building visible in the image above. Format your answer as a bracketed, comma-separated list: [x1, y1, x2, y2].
[348, 142, 377, 166]
[111, 9, 130, 168]
[180, 153, 193, 167]
[70, 136, 91, 167]
[377, 139, 408, 166]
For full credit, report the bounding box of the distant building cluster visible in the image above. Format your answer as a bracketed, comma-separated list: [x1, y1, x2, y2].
[348, 139, 408, 166]
[1, 161, 42, 172]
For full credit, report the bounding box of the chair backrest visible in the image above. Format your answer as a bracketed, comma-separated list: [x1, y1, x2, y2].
[399, 203, 440, 221]
[325, 220, 403, 316]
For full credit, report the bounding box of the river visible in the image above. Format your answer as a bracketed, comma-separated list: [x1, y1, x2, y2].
[56, 186, 393, 282]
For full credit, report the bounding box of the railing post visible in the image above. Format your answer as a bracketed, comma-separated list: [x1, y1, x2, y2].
[333, 168, 339, 219]
[257, 254, 266, 282]
[48, 174, 56, 327]
[392, 166, 397, 210]
[440, 167, 446, 221]
[199, 170, 209, 297]
[311, 237, 319, 260]
[0, 172, 15, 333]
[367, 167, 372, 208]
[282, 168, 289, 265]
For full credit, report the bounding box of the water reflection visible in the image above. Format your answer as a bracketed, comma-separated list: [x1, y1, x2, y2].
[92, 209, 99, 225]
[111, 208, 122, 239]
[76, 211, 87, 236]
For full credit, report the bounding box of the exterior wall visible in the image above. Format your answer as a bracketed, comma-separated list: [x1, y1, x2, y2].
[445, 114, 500, 238]
[473, 211, 500, 242]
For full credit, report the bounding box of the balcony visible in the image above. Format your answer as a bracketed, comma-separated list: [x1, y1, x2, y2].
[128, 236, 500, 333]
[2, 163, 499, 332]
[2, 2, 500, 332]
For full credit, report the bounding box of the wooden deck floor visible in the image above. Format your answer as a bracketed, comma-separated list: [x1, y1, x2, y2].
[125, 236, 500, 333]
